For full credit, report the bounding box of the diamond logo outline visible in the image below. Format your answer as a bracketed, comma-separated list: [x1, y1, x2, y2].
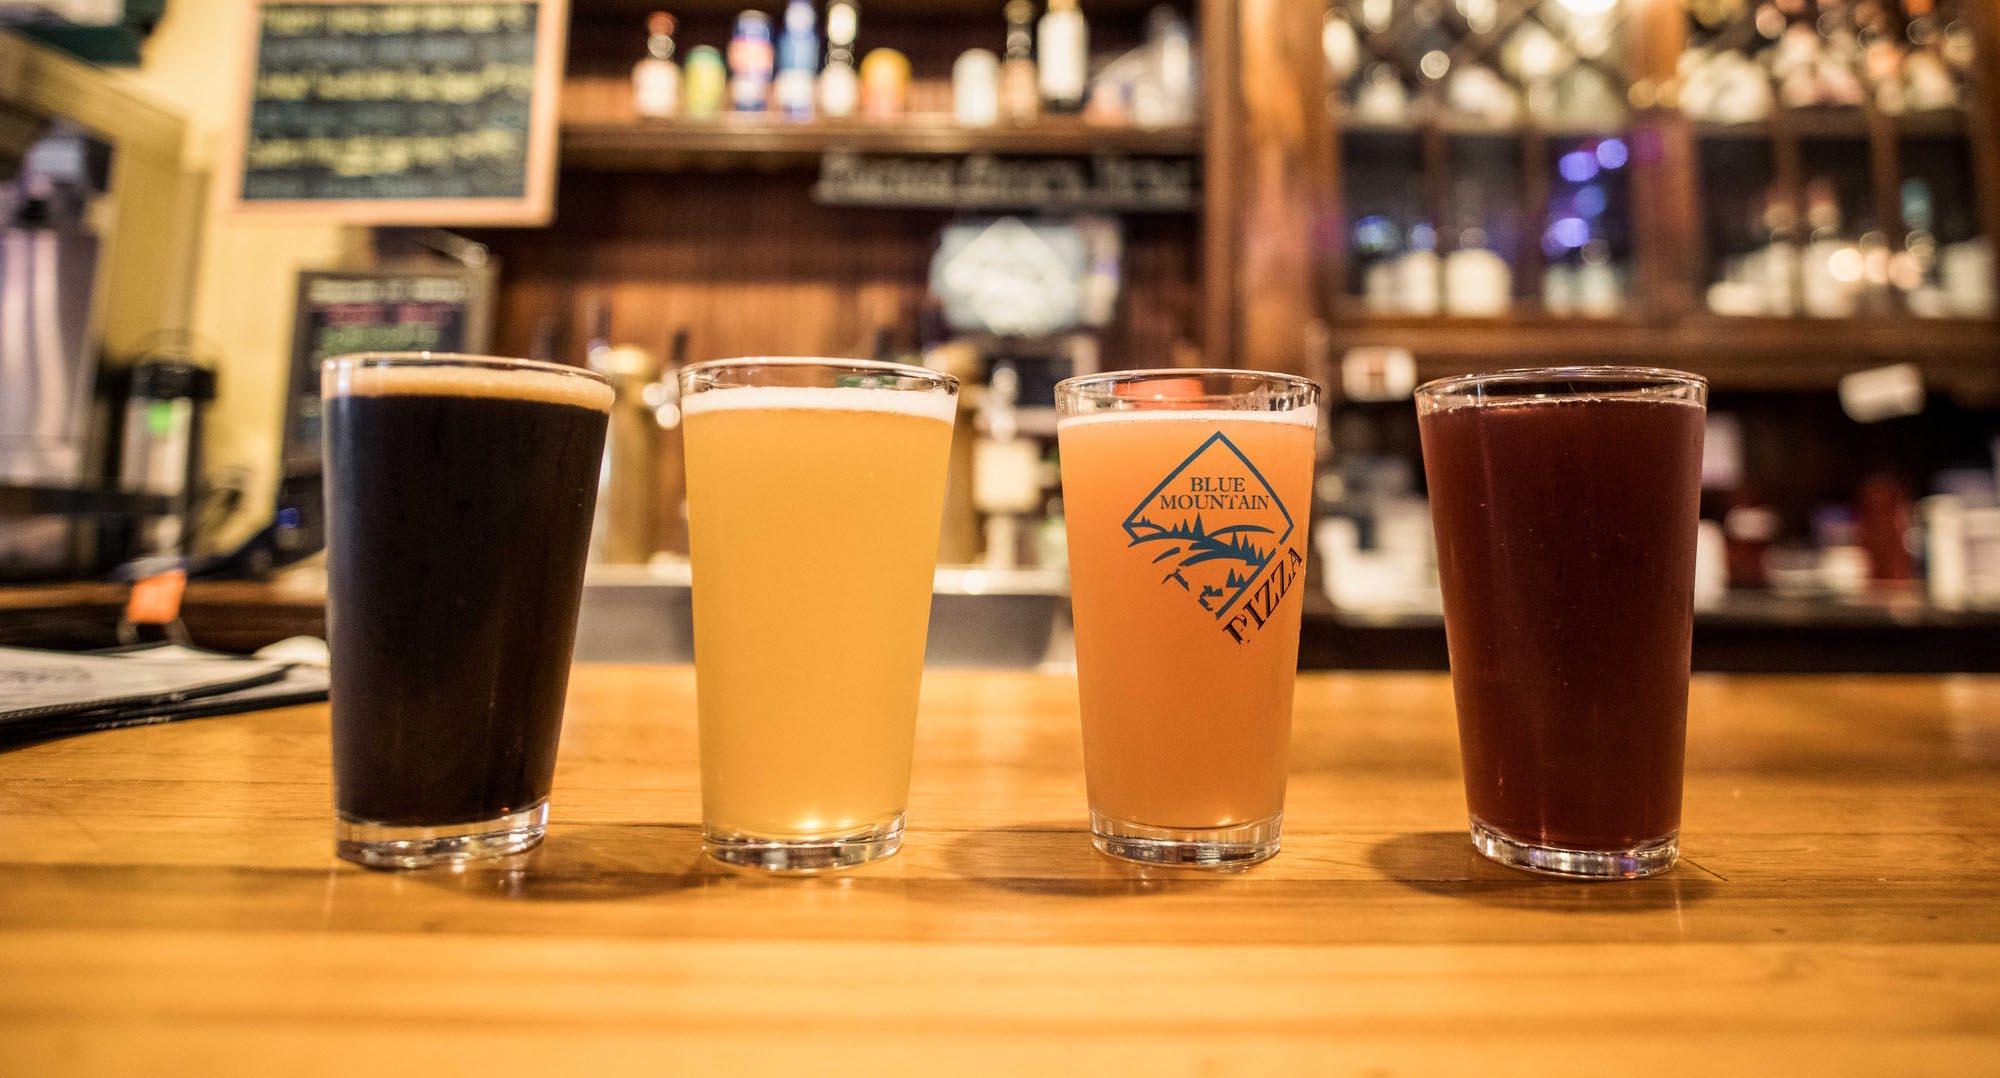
[1120, 430, 1295, 620]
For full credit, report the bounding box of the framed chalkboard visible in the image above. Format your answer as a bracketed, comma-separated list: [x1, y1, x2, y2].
[221, 1, 568, 225]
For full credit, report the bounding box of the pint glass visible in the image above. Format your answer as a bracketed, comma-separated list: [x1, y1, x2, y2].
[679, 358, 959, 871]
[323, 353, 611, 869]
[1056, 370, 1320, 866]
[1417, 367, 1707, 879]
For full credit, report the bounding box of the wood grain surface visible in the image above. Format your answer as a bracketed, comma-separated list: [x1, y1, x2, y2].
[1, 667, 1997, 1075]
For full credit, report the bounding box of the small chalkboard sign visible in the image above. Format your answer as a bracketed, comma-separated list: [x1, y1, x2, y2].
[222, 1, 567, 225]
[281, 266, 495, 471]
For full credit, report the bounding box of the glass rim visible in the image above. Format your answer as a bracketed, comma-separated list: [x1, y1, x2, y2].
[1057, 367, 1322, 405]
[1414, 365, 1706, 401]
[321, 351, 610, 388]
[679, 355, 959, 393]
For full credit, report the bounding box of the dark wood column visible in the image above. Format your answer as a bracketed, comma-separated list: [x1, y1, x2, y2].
[1224, 0, 1336, 375]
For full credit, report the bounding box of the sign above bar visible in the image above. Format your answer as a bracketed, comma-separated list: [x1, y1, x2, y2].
[812, 152, 1197, 214]
[220, 1, 568, 226]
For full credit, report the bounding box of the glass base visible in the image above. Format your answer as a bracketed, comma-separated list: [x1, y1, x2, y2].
[1090, 810, 1282, 868]
[704, 814, 904, 874]
[1469, 818, 1678, 879]
[336, 802, 548, 870]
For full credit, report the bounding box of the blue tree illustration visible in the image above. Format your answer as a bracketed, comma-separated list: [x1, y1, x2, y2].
[1130, 514, 1273, 574]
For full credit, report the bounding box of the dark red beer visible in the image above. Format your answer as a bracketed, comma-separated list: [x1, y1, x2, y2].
[1418, 369, 1706, 878]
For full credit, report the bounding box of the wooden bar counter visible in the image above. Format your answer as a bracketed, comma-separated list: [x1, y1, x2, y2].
[1, 667, 1997, 1074]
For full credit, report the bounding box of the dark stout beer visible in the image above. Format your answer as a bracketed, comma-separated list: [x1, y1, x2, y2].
[323, 356, 609, 863]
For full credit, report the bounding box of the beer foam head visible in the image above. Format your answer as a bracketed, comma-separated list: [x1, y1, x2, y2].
[680, 385, 956, 424]
[1418, 391, 1707, 416]
[1057, 404, 1318, 431]
[324, 357, 613, 413]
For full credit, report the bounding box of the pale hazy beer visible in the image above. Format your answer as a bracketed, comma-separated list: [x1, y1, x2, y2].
[1056, 370, 1319, 866]
[680, 358, 958, 871]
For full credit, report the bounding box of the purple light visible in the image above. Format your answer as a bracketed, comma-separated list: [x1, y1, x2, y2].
[1595, 138, 1629, 170]
[1558, 150, 1599, 184]
[1574, 184, 1608, 218]
[1550, 216, 1590, 248]
[1353, 214, 1397, 252]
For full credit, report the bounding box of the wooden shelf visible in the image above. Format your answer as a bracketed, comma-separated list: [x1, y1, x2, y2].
[1336, 108, 1966, 142]
[1694, 108, 1969, 140]
[1339, 117, 1629, 140]
[561, 116, 1203, 169]
[572, 0, 1180, 19]
[1321, 313, 2000, 396]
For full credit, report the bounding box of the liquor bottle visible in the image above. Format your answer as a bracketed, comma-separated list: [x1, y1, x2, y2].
[1395, 219, 1442, 315]
[775, 0, 819, 120]
[1038, 0, 1089, 114]
[859, 48, 910, 119]
[821, 0, 860, 118]
[954, 49, 1000, 126]
[631, 11, 681, 120]
[1442, 183, 1510, 316]
[999, 0, 1040, 124]
[1574, 238, 1620, 316]
[728, 10, 775, 113]
[1857, 226, 1894, 316]
[1801, 178, 1857, 318]
[1756, 187, 1798, 317]
[1149, 5, 1197, 126]
[1898, 178, 1947, 317]
[684, 45, 726, 119]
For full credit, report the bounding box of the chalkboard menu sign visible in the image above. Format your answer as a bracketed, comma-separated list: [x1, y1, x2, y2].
[281, 267, 495, 471]
[223, 1, 568, 225]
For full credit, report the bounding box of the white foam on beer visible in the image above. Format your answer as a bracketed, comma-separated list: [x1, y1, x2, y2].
[680, 385, 956, 423]
[1057, 404, 1318, 431]
[325, 363, 614, 413]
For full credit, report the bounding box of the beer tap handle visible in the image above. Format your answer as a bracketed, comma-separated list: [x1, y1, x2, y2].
[644, 325, 690, 430]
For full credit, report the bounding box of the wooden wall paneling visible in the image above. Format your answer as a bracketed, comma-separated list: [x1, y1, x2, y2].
[473, 170, 1201, 373]
[458, 0, 1218, 394]
[473, 172, 927, 366]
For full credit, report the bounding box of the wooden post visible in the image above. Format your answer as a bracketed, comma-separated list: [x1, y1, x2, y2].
[1232, 0, 1336, 375]
[1966, 0, 2000, 312]
[1200, 0, 1240, 368]
[1626, 0, 1697, 321]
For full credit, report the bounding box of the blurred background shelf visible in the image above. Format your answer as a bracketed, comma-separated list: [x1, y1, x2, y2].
[1319, 315, 2000, 396]
[1339, 117, 1634, 139]
[571, 0, 1172, 16]
[1294, 0, 2000, 390]
[560, 117, 1204, 169]
[1299, 590, 2000, 673]
[1692, 109, 1971, 140]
